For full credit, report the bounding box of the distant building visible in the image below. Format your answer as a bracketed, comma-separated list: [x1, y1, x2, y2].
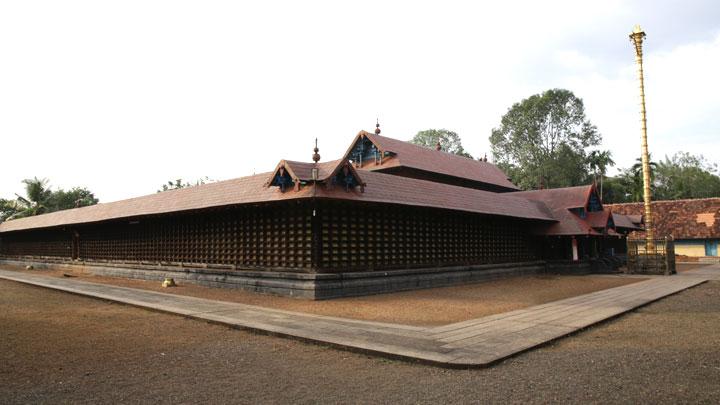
[608, 198, 720, 258]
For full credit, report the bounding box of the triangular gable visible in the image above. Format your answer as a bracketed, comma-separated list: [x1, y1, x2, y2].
[586, 183, 603, 212]
[266, 159, 366, 192]
[265, 160, 300, 191]
[326, 160, 366, 192]
[342, 131, 395, 167]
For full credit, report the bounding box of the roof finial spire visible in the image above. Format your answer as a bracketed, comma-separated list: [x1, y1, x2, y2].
[375, 118, 381, 135]
[435, 140, 442, 151]
[312, 138, 320, 163]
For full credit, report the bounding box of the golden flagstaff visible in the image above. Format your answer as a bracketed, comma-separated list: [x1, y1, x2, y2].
[629, 24, 654, 249]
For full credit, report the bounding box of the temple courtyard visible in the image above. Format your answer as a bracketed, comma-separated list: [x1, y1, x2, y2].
[1, 264, 719, 403]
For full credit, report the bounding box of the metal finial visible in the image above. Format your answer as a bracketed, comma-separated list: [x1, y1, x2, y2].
[312, 138, 320, 163]
[629, 24, 646, 57]
[375, 118, 381, 135]
[435, 141, 442, 151]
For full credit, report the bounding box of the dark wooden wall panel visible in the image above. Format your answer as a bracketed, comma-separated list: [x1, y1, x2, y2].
[0, 228, 72, 259]
[317, 200, 536, 272]
[1, 201, 313, 271]
[1, 200, 538, 273]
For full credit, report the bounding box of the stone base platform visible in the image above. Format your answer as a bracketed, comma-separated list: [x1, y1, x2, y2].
[0, 258, 546, 300]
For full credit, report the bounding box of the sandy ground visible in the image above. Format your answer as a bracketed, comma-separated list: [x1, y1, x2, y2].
[0, 277, 718, 404]
[1, 265, 642, 326]
[675, 262, 710, 272]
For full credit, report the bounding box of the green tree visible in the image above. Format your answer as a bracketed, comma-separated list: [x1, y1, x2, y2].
[654, 152, 720, 200]
[490, 89, 604, 189]
[410, 129, 473, 158]
[158, 176, 213, 193]
[0, 199, 21, 222]
[2, 178, 99, 222]
[47, 187, 99, 210]
[11, 177, 53, 219]
[600, 175, 632, 204]
[626, 155, 658, 202]
[588, 150, 615, 200]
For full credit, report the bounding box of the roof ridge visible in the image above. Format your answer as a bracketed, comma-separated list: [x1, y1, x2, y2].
[607, 196, 720, 206]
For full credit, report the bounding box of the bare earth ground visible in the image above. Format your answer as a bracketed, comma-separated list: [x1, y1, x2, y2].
[675, 262, 711, 272]
[0, 277, 718, 404]
[1, 265, 641, 326]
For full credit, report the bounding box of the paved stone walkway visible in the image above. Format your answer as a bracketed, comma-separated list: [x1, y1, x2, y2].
[0, 267, 714, 367]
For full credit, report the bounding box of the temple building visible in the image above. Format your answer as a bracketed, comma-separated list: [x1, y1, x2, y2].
[0, 127, 637, 298]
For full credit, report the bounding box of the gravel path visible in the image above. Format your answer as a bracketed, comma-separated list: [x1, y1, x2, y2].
[1, 278, 718, 404]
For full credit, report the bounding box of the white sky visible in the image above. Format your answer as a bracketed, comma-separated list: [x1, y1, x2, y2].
[1, 0, 719, 203]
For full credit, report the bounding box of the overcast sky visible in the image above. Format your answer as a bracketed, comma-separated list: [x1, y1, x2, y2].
[1, 1, 719, 203]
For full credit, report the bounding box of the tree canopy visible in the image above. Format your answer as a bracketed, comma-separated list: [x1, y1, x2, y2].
[490, 89, 608, 190]
[410, 129, 473, 158]
[601, 152, 720, 203]
[1, 177, 99, 222]
[157, 177, 213, 193]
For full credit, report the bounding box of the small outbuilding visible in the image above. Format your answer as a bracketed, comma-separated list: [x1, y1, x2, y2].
[608, 198, 720, 258]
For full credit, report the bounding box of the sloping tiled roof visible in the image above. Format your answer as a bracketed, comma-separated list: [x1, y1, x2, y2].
[281, 159, 342, 181]
[350, 131, 520, 191]
[509, 185, 602, 236]
[0, 168, 555, 233]
[613, 213, 642, 230]
[587, 210, 611, 229]
[532, 205, 600, 236]
[265, 159, 365, 187]
[608, 198, 720, 239]
[315, 170, 555, 222]
[509, 185, 593, 209]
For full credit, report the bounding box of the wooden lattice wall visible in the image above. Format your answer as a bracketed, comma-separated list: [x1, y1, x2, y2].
[0, 201, 314, 270]
[0, 228, 72, 259]
[0, 200, 539, 272]
[316, 200, 536, 272]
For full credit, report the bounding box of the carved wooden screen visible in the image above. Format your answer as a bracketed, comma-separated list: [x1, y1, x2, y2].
[1, 201, 313, 271]
[0, 228, 72, 259]
[317, 200, 535, 272]
[1, 199, 537, 273]
[74, 202, 312, 270]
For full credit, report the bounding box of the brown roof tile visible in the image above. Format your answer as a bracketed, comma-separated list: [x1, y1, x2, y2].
[509, 185, 594, 209]
[586, 210, 611, 229]
[315, 170, 555, 222]
[608, 198, 720, 239]
[348, 131, 520, 191]
[0, 167, 555, 233]
[613, 213, 642, 230]
[509, 185, 604, 236]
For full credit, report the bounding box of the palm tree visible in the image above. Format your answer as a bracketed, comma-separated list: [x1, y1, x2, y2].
[10, 177, 52, 219]
[588, 150, 615, 200]
[628, 155, 658, 202]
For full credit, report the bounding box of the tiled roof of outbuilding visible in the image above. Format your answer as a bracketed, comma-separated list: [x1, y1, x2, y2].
[608, 198, 720, 239]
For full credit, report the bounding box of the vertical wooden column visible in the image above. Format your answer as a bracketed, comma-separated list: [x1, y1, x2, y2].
[310, 199, 322, 272]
